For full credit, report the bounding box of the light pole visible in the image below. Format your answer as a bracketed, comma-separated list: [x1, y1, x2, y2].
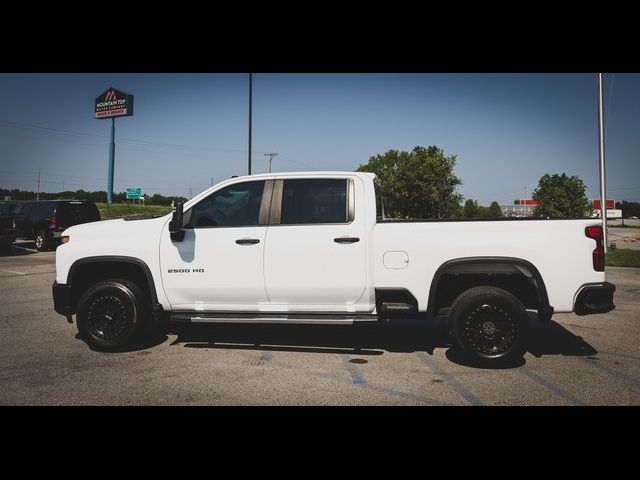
[597, 73, 608, 252]
[248, 73, 253, 175]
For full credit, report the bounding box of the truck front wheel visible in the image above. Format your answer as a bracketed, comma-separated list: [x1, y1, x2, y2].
[76, 279, 150, 351]
[448, 286, 528, 366]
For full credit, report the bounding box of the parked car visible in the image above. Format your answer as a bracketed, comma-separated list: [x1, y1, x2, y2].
[0, 203, 16, 252]
[13, 200, 100, 251]
[52, 172, 615, 365]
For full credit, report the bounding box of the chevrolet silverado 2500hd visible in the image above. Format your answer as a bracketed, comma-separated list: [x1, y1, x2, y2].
[52, 172, 615, 364]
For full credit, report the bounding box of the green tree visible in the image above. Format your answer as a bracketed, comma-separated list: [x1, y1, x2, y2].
[488, 201, 503, 218]
[532, 173, 591, 217]
[617, 201, 640, 218]
[461, 199, 503, 218]
[356, 145, 463, 219]
[463, 199, 479, 218]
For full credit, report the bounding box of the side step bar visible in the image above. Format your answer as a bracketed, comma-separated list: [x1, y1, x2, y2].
[169, 312, 379, 325]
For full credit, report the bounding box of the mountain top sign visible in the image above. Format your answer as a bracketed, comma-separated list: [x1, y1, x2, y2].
[95, 87, 134, 119]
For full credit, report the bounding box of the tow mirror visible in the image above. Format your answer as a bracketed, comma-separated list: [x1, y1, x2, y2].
[169, 202, 185, 241]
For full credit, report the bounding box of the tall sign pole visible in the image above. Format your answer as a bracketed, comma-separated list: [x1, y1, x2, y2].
[107, 117, 115, 204]
[248, 73, 253, 175]
[596, 73, 608, 252]
[95, 87, 134, 204]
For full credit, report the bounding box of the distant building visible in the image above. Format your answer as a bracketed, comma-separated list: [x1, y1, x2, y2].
[501, 199, 537, 217]
[591, 199, 621, 219]
[500, 198, 623, 219]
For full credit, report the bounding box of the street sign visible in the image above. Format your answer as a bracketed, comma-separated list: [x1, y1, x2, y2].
[126, 188, 142, 200]
[95, 87, 134, 119]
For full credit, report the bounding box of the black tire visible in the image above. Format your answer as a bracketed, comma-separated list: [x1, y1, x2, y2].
[448, 286, 528, 365]
[0, 241, 11, 253]
[35, 230, 50, 252]
[76, 279, 151, 351]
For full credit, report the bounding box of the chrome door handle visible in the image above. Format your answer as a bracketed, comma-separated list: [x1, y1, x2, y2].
[334, 236, 360, 244]
[236, 238, 260, 245]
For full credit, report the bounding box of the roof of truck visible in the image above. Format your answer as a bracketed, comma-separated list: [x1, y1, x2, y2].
[228, 171, 377, 181]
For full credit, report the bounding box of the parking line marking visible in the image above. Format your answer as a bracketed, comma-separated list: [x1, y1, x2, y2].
[416, 352, 483, 406]
[259, 351, 273, 361]
[578, 357, 640, 392]
[344, 357, 367, 385]
[519, 366, 584, 406]
[1, 270, 26, 275]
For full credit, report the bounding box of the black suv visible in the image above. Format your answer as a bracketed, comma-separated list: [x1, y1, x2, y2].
[12, 200, 101, 251]
[0, 203, 16, 252]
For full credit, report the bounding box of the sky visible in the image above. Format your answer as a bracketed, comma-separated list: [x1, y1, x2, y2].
[0, 73, 638, 204]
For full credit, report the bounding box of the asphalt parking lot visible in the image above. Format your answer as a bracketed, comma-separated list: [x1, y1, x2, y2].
[1, 240, 639, 405]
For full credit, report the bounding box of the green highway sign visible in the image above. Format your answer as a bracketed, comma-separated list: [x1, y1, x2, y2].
[126, 187, 142, 199]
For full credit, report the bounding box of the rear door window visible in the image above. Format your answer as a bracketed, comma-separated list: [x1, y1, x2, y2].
[280, 179, 347, 225]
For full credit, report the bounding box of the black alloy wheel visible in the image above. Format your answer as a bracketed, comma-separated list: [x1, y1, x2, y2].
[76, 279, 150, 351]
[449, 286, 528, 365]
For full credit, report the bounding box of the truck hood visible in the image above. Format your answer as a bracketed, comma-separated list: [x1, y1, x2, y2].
[62, 215, 170, 243]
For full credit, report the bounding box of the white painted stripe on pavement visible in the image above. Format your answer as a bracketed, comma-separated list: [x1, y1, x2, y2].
[1, 269, 26, 275]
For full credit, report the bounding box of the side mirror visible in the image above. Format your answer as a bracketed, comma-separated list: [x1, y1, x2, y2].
[169, 202, 183, 232]
[169, 202, 185, 242]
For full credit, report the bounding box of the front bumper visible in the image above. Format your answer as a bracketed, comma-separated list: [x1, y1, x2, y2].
[52, 281, 74, 317]
[574, 282, 616, 315]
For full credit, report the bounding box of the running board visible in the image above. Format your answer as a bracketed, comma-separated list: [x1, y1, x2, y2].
[169, 312, 379, 325]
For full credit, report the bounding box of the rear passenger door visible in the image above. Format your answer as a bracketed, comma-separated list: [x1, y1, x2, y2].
[263, 177, 368, 310]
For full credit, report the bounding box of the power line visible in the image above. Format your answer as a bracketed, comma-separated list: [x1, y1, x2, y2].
[0, 119, 268, 155]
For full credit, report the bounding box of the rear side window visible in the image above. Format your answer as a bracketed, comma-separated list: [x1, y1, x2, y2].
[12, 203, 28, 215]
[56, 202, 100, 222]
[31, 202, 53, 218]
[281, 179, 347, 225]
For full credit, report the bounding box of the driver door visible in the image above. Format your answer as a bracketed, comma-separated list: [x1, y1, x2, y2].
[159, 179, 273, 311]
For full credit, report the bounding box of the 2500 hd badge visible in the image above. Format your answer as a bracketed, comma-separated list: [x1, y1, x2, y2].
[167, 268, 205, 273]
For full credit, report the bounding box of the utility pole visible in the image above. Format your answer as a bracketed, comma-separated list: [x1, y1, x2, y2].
[248, 73, 253, 175]
[189, 184, 192, 199]
[597, 73, 609, 252]
[36, 168, 41, 201]
[264, 152, 278, 173]
[211, 177, 213, 187]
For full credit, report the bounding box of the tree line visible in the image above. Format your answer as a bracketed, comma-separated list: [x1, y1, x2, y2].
[0, 188, 187, 206]
[357, 145, 597, 219]
[2, 145, 625, 218]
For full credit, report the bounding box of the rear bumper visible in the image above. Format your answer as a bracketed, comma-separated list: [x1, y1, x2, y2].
[574, 282, 616, 315]
[52, 281, 74, 316]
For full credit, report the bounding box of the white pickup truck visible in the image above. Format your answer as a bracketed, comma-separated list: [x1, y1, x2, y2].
[52, 171, 615, 365]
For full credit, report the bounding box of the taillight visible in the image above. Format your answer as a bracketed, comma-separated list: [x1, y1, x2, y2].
[585, 225, 604, 271]
[49, 214, 57, 229]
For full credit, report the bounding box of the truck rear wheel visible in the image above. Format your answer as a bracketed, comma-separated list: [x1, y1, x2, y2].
[448, 286, 528, 366]
[76, 279, 150, 351]
[35, 231, 50, 252]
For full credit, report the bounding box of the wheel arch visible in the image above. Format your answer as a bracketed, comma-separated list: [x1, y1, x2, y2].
[426, 256, 553, 321]
[67, 256, 159, 313]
